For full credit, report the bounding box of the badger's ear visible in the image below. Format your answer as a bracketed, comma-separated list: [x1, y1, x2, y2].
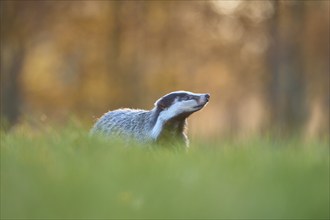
[155, 98, 169, 110]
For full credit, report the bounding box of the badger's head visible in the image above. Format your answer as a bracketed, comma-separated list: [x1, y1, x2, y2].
[154, 91, 210, 121]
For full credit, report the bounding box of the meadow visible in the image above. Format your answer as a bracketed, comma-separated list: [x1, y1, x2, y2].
[1, 125, 329, 219]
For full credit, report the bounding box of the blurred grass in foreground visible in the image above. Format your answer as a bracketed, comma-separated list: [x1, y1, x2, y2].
[1, 124, 329, 219]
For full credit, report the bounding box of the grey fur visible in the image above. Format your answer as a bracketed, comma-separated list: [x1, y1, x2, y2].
[90, 91, 210, 147]
[91, 108, 160, 142]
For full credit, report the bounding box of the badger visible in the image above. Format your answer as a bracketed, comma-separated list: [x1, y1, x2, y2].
[90, 91, 210, 147]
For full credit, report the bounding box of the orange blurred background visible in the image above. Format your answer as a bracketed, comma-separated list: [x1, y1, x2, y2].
[1, 1, 329, 139]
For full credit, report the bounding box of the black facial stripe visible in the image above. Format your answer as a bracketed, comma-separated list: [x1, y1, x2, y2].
[160, 93, 186, 105]
[167, 93, 187, 100]
[157, 93, 180, 108]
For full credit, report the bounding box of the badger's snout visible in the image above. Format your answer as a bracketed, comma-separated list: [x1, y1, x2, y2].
[204, 93, 210, 102]
[194, 93, 210, 109]
[199, 93, 210, 104]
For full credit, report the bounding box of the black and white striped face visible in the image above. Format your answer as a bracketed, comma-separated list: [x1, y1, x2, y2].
[155, 91, 210, 117]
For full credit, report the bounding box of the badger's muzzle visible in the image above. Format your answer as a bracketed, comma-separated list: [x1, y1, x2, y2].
[194, 93, 210, 109]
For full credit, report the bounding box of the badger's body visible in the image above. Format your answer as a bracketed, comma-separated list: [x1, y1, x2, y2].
[90, 91, 210, 147]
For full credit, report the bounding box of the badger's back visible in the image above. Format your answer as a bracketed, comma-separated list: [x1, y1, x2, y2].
[91, 108, 154, 141]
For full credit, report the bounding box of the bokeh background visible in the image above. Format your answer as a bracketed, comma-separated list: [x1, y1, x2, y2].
[1, 0, 329, 140]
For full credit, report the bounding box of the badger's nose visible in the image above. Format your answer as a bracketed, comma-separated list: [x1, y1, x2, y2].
[205, 94, 210, 101]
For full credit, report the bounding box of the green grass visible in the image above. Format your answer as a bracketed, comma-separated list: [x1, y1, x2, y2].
[1, 125, 329, 219]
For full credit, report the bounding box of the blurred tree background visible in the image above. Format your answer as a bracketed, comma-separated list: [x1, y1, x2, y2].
[0, 0, 329, 140]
